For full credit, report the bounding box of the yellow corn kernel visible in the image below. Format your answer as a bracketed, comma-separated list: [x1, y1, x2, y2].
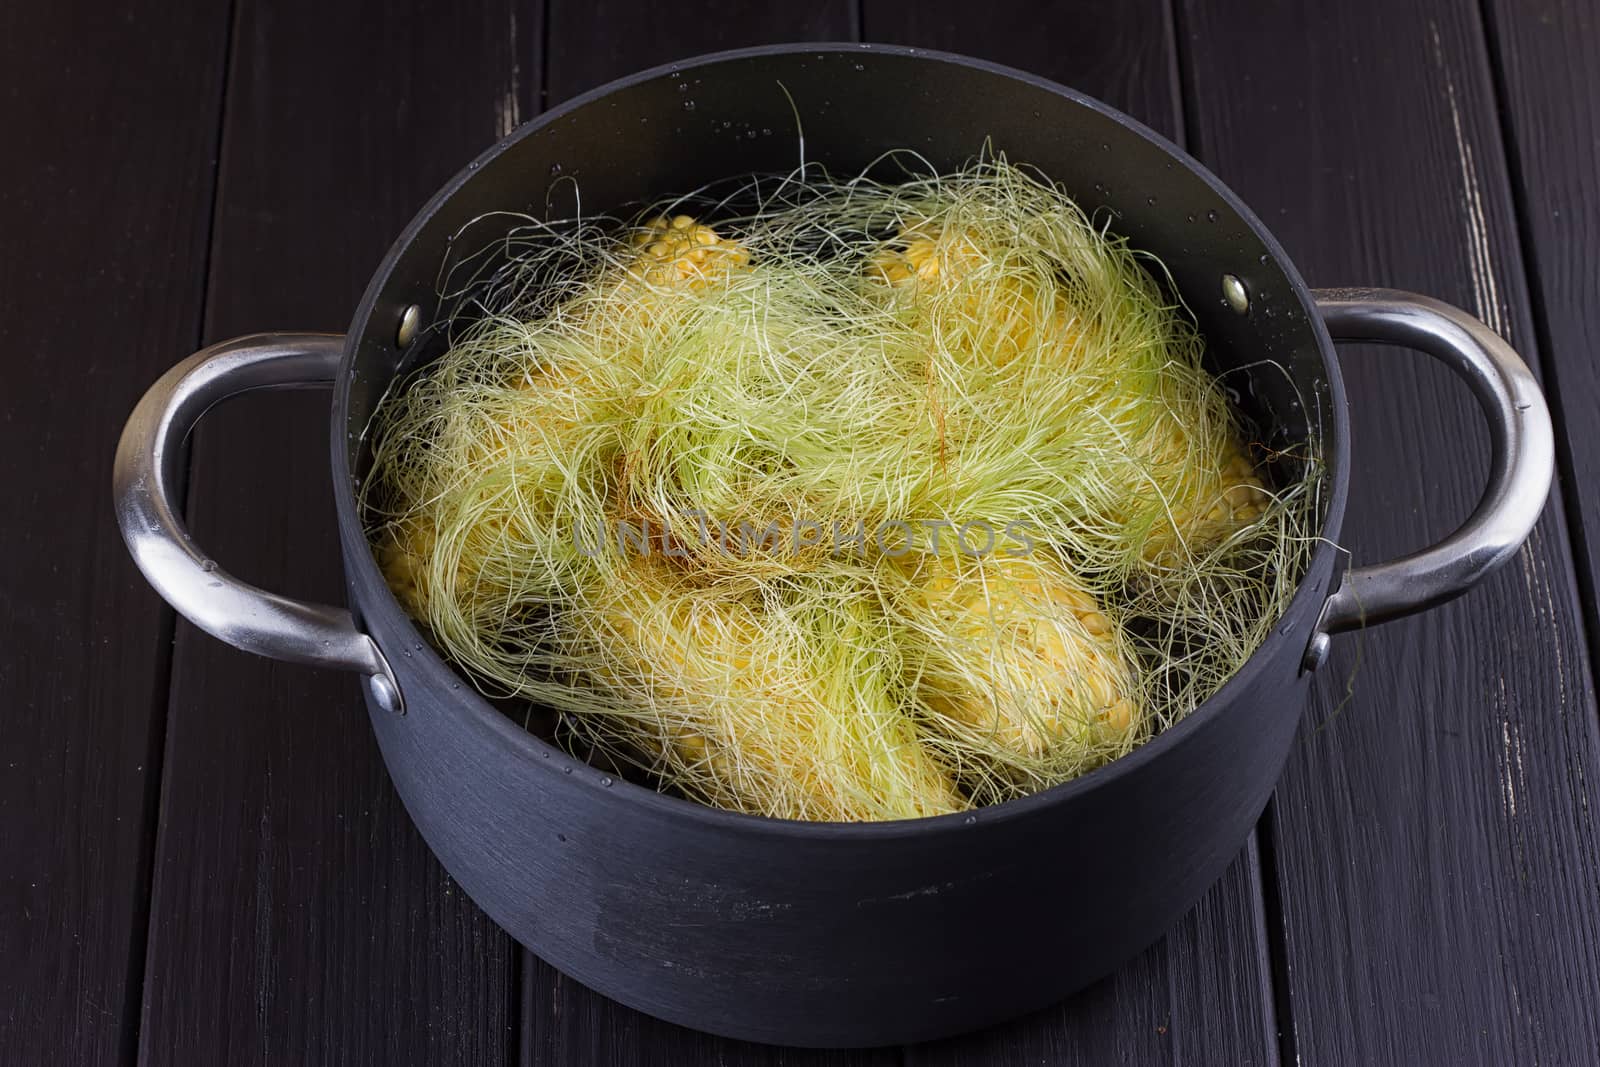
[623, 214, 750, 290]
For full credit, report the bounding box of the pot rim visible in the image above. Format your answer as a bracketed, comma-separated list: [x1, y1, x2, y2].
[333, 40, 1351, 841]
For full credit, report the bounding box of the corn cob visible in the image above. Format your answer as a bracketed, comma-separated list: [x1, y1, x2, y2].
[898, 552, 1140, 767]
[867, 222, 1082, 366]
[376, 518, 434, 619]
[581, 559, 963, 821]
[382, 214, 746, 620]
[1134, 429, 1270, 566]
[375, 336, 606, 627]
[870, 219, 1270, 563]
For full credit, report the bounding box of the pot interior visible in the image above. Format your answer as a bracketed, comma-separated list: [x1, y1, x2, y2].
[338, 42, 1345, 731]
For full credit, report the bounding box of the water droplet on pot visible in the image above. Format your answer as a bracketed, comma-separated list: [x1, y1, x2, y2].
[1206, 209, 1218, 222]
[549, 163, 562, 176]
[964, 814, 977, 825]
[761, 128, 772, 136]
[563, 766, 573, 774]
[682, 99, 696, 111]
[853, 63, 864, 71]
[677, 82, 687, 92]
[200, 559, 217, 572]
[601, 776, 613, 786]
[1146, 196, 1157, 207]
[1187, 214, 1196, 223]
[1100, 142, 1110, 151]
[557, 833, 567, 842]
[1259, 253, 1270, 264]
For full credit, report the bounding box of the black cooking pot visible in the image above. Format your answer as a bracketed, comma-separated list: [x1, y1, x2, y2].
[113, 44, 1553, 1047]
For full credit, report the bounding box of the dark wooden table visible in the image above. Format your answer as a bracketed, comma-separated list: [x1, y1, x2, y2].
[6, 1, 1600, 1063]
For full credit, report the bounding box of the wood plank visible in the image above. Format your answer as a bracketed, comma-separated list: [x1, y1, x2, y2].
[0, 2, 230, 1064]
[522, 4, 900, 1063]
[907, 843, 1276, 1066]
[861, 0, 1184, 146]
[136, 2, 537, 1064]
[522, 960, 895, 1066]
[867, 5, 1279, 1065]
[1178, 2, 1600, 1063]
[544, 0, 858, 105]
[1484, 0, 1600, 696]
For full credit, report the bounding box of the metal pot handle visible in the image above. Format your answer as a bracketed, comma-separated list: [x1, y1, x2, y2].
[113, 333, 404, 713]
[1303, 288, 1555, 670]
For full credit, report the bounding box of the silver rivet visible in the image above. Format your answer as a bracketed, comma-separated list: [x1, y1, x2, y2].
[397, 304, 422, 348]
[1222, 274, 1249, 314]
[1301, 631, 1330, 673]
[368, 672, 405, 715]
